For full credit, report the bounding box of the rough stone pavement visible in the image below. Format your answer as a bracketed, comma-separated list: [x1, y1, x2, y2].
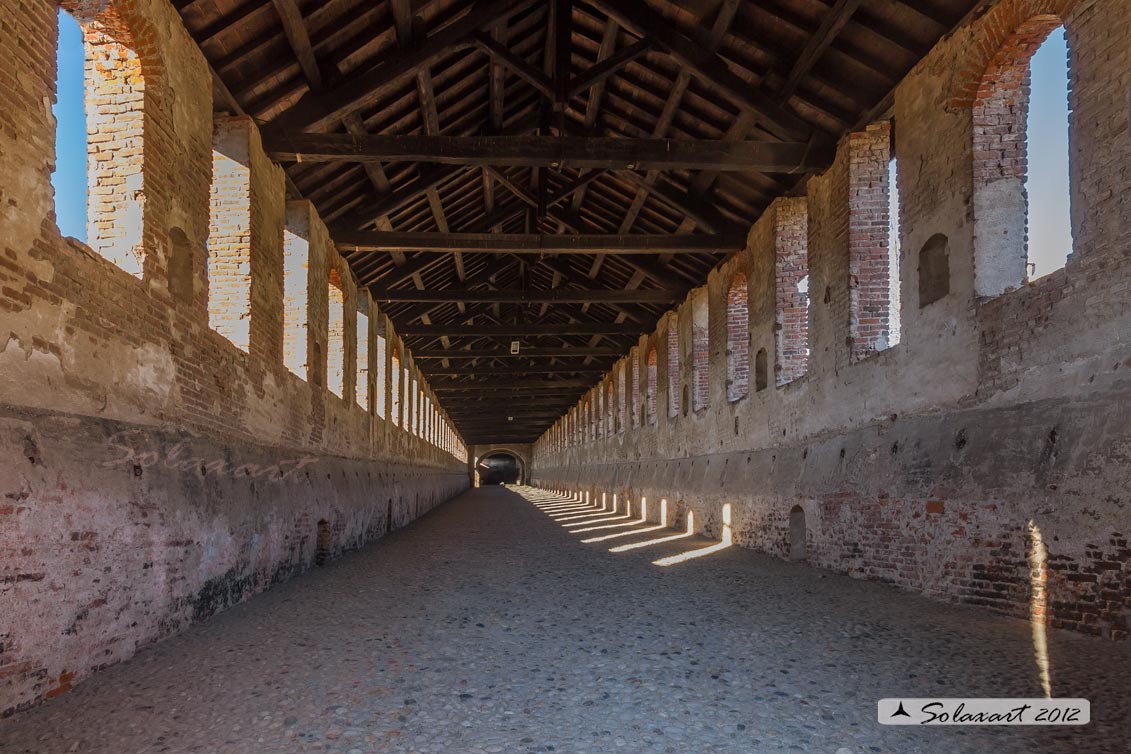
[1, 485, 1127, 753]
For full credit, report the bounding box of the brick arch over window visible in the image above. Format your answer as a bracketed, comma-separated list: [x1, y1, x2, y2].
[59, 0, 167, 278]
[726, 272, 750, 402]
[950, 1, 1074, 296]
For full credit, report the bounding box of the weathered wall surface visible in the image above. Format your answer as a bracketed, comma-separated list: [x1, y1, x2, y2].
[0, 405, 465, 715]
[0, 0, 468, 715]
[533, 0, 1131, 641]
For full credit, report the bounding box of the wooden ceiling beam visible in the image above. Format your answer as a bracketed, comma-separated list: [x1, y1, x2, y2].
[778, 0, 865, 103]
[263, 133, 828, 172]
[269, 0, 323, 89]
[567, 35, 651, 97]
[338, 231, 743, 254]
[422, 365, 607, 376]
[372, 288, 682, 303]
[472, 32, 555, 100]
[268, 0, 535, 134]
[433, 381, 593, 391]
[586, 0, 815, 142]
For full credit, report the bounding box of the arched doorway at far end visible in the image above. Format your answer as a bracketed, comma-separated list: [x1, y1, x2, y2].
[477, 452, 524, 485]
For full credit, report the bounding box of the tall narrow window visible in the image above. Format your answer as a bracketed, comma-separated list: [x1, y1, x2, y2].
[755, 348, 768, 392]
[726, 273, 750, 401]
[775, 199, 810, 384]
[667, 316, 680, 418]
[52, 10, 87, 243]
[971, 18, 1071, 294]
[691, 291, 709, 412]
[631, 356, 641, 429]
[327, 270, 346, 398]
[617, 366, 627, 432]
[1026, 27, 1071, 281]
[55, 9, 146, 274]
[646, 347, 658, 424]
[847, 121, 895, 360]
[208, 119, 253, 351]
[375, 325, 387, 419]
[411, 379, 419, 436]
[888, 156, 902, 346]
[607, 381, 616, 436]
[402, 365, 410, 429]
[356, 310, 370, 410]
[391, 349, 402, 426]
[282, 204, 311, 378]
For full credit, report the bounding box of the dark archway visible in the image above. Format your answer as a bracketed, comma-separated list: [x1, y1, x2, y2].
[477, 452, 524, 485]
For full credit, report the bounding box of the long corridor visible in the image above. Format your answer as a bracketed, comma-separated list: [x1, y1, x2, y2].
[2, 486, 1127, 754]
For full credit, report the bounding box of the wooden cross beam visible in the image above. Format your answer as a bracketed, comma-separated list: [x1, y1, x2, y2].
[263, 133, 829, 172]
[371, 288, 683, 303]
[397, 323, 640, 336]
[337, 232, 743, 254]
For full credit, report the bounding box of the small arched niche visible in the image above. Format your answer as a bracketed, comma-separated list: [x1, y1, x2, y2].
[789, 505, 807, 561]
[918, 233, 950, 307]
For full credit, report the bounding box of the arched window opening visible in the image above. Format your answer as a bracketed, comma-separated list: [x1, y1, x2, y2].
[326, 269, 346, 399]
[646, 348, 658, 424]
[726, 273, 750, 402]
[972, 19, 1071, 295]
[52, 10, 87, 243]
[755, 348, 768, 392]
[167, 227, 194, 304]
[667, 317, 680, 418]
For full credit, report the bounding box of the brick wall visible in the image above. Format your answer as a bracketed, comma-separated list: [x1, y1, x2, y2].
[530, 0, 1131, 643]
[0, 0, 467, 716]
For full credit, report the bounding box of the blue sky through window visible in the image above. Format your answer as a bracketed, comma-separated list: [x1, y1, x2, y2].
[53, 10, 86, 242]
[1026, 27, 1071, 279]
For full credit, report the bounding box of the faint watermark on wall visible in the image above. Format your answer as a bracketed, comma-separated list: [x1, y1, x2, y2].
[103, 431, 318, 481]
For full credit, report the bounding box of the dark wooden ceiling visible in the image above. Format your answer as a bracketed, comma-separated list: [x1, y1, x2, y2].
[176, 0, 983, 445]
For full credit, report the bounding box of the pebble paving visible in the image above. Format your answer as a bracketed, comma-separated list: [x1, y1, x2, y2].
[1, 485, 1127, 754]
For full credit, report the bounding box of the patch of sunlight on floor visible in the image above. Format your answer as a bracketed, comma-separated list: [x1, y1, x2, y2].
[653, 504, 732, 567]
[581, 523, 666, 544]
[609, 512, 696, 553]
[1028, 520, 1052, 698]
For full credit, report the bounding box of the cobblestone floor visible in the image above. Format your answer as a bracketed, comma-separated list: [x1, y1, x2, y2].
[1, 485, 1127, 753]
